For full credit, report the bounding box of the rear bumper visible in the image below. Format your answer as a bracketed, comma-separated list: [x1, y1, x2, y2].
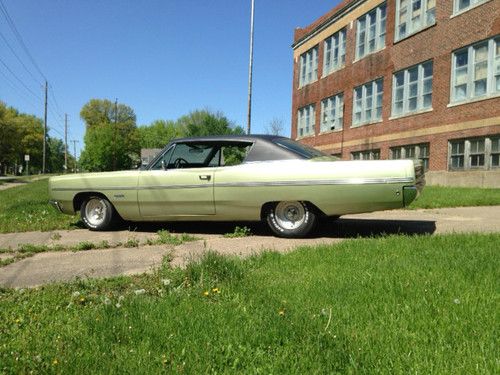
[403, 186, 418, 206]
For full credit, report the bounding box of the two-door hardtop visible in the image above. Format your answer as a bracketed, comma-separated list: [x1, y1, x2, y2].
[49, 135, 424, 237]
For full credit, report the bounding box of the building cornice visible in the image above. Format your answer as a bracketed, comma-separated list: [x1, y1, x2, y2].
[292, 0, 366, 50]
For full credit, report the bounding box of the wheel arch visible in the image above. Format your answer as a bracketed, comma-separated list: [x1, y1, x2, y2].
[73, 192, 113, 213]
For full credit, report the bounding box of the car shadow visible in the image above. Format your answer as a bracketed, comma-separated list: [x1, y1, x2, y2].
[122, 218, 436, 239]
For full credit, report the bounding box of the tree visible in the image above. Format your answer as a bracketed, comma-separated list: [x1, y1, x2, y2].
[265, 118, 285, 136]
[177, 110, 245, 137]
[79, 99, 140, 171]
[136, 120, 183, 149]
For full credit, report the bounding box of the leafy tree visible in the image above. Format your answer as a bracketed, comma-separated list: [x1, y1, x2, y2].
[79, 99, 140, 171]
[177, 110, 245, 137]
[136, 120, 183, 149]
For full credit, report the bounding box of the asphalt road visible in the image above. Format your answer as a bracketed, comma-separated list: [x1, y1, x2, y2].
[0, 206, 499, 288]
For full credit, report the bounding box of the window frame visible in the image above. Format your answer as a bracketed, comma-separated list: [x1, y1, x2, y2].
[323, 28, 347, 77]
[297, 104, 316, 138]
[299, 46, 319, 88]
[355, 2, 387, 61]
[352, 78, 384, 127]
[450, 36, 500, 104]
[395, 0, 436, 42]
[392, 60, 433, 117]
[453, 0, 490, 15]
[351, 149, 381, 160]
[390, 142, 430, 170]
[320, 92, 344, 133]
[448, 135, 500, 170]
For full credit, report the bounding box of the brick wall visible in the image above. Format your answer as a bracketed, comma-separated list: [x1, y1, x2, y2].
[291, 0, 500, 172]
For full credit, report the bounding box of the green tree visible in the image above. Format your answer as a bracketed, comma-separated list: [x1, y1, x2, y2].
[137, 119, 183, 149]
[177, 110, 245, 137]
[79, 99, 140, 171]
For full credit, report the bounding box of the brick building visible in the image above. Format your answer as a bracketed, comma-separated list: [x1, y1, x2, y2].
[291, 0, 500, 186]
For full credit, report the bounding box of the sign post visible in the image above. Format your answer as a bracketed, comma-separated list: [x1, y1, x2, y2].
[24, 154, 30, 176]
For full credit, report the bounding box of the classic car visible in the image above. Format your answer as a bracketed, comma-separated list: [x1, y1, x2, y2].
[48, 135, 425, 237]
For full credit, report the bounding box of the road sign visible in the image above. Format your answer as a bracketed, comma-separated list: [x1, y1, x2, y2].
[24, 154, 30, 161]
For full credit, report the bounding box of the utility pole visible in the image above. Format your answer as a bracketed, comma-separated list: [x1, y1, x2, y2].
[42, 80, 48, 173]
[64, 114, 68, 173]
[113, 98, 118, 170]
[246, 0, 255, 135]
[70, 140, 79, 173]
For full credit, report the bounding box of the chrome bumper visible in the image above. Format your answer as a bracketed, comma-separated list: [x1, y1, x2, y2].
[49, 200, 64, 213]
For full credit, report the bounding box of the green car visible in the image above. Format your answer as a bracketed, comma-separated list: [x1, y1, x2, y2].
[49, 135, 424, 238]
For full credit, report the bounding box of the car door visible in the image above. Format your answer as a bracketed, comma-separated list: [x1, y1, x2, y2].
[138, 143, 215, 218]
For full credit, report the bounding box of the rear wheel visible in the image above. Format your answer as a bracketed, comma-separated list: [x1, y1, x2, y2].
[80, 196, 115, 230]
[266, 201, 316, 238]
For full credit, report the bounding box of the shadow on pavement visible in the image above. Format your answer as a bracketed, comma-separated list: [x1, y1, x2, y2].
[121, 218, 436, 239]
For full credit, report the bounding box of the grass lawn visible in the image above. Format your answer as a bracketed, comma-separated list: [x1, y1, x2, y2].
[0, 179, 79, 233]
[409, 185, 500, 209]
[0, 234, 498, 373]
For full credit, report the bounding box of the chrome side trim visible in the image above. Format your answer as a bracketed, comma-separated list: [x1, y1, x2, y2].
[51, 176, 414, 192]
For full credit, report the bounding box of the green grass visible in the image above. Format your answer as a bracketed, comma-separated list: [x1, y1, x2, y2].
[223, 225, 252, 238]
[410, 185, 500, 209]
[0, 234, 498, 373]
[0, 179, 78, 233]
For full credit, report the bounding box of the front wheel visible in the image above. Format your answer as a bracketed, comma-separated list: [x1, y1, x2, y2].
[80, 196, 115, 230]
[266, 201, 316, 238]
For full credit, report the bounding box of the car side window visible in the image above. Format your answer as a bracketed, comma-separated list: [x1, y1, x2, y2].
[167, 143, 216, 169]
[151, 146, 174, 170]
[220, 145, 251, 166]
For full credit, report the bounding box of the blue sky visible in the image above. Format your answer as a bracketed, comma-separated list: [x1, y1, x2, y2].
[0, 0, 340, 157]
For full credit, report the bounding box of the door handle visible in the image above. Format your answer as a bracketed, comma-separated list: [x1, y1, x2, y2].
[199, 175, 211, 181]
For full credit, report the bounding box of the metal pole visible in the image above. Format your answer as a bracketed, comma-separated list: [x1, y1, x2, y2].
[246, 0, 255, 135]
[113, 98, 117, 170]
[64, 114, 68, 173]
[42, 80, 48, 173]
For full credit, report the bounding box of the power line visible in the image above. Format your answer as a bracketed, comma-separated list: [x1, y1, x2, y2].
[0, 29, 43, 87]
[0, 68, 39, 110]
[0, 0, 46, 81]
[0, 56, 42, 101]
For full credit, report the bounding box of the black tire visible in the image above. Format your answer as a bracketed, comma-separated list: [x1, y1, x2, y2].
[266, 201, 317, 238]
[80, 196, 115, 231]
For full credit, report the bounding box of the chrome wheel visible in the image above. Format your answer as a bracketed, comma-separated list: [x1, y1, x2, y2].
[274, 201, 306, 230]
[266, 201, 317, 238]
[80, 196, 115, 230]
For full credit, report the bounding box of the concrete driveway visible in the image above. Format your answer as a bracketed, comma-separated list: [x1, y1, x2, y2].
[0, 206, 499, 288]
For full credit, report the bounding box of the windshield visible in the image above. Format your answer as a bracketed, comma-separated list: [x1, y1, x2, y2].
[273, 138, 328, 159]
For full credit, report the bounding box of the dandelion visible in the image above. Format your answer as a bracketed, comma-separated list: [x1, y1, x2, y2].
[212, 287, 220, 294]
[134, 289, 146, 295]
[278, 309, 285, 316]
[203, 291, 209, 297]
[52, 359, 58, 365]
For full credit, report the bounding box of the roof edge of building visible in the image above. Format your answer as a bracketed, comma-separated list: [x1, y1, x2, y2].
[292, 0, 365, 50]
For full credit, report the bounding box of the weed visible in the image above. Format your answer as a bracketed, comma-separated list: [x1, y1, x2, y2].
[124, 238, 140, 248]
[223, 226, 252, 238]
[50, 232, 62, 241]
[72, 241, 95, 251]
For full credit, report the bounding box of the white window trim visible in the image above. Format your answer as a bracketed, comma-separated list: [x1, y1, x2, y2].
[323, 28, 347, 77]
[355, 3, 387, 61]
[391, 60, 433, 117]
[394, 0, 436, 42]
[450, 37, 500, 104]
[451, 0, 492, 18]
[299, 46, 319, 88]
[297, 104, 316, 139]
[320, 93, 344, 134]
[352, 78, 384, 127]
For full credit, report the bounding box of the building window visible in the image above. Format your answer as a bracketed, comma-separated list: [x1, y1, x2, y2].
[395, 0, 436, 41]
[351, 149, 380, 160]
[392, 61, 433, 116]
[299, 46, 318, 87]
[323, 28, 346, 76]
[454, 0, 489, 14]
[356, 3, 387, 60]
[297, 104, 316, 137]
[449, 136, 500, 170]
[451, 36, 500, 103]
[353, 78, 383, 126]
[320, 93, 344, 132]
[390, 143, 430, 170]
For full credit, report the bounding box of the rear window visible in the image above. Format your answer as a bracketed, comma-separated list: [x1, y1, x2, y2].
[273, 138, 328, 159]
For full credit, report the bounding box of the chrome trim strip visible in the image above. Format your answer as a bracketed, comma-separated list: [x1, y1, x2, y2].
[51, 177, 414, 192]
